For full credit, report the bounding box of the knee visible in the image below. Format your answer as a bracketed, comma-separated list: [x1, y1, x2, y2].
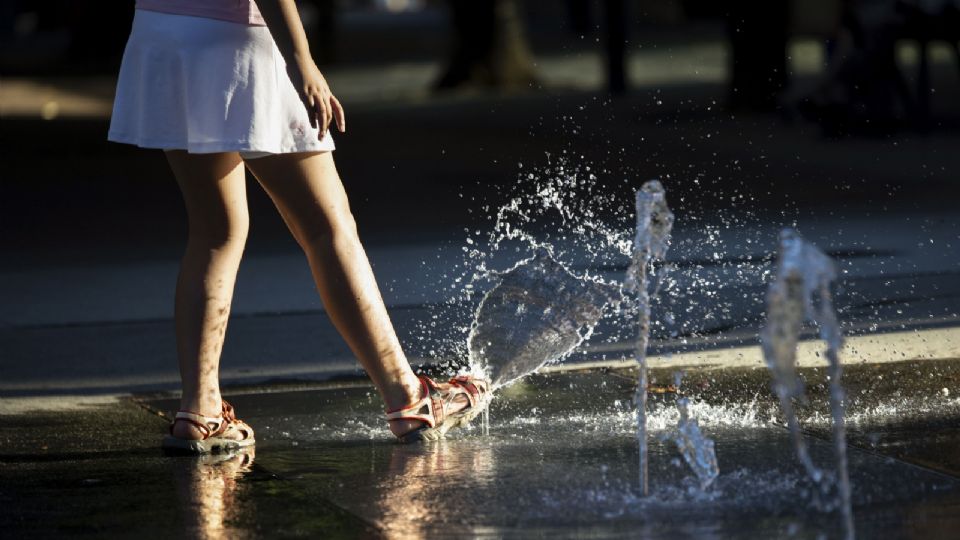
[296, 206, 359, 252]
[187, 213, 249, 253]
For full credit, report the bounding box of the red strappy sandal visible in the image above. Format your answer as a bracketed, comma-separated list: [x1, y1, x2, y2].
[161, 400, 255, 455]
[386, 375, 491, 443]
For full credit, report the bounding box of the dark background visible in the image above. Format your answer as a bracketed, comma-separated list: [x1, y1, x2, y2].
[3, 0, 959, 253]
[2, 0, 959, 391]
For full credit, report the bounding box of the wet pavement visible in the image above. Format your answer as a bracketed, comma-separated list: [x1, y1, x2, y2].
[3, 216, 958, 395]
[4, 359, 959, 538]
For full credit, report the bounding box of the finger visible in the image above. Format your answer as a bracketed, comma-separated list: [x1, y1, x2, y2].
[305, 94, 317, 129]
[331, 95, 346, 133]
[313, 94, 326, 138]
[321, 94, 332, 137]
[316, 98, 328, 140]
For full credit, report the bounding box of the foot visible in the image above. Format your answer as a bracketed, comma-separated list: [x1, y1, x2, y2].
[387, 381, 471, 438]
[172, 420, 251, 441]
[171, 418, 251, 441]
[165, 400, 255, 453]
[386, 375, 491, 442]
[172, 395, 222, 440]
[171, 417, 213, 440]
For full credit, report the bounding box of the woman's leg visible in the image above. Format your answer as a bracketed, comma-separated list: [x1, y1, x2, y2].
[243, 152, 459, 437]
[165, 150, 249, 440]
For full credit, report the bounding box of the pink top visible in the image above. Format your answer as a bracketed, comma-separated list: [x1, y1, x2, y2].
[136, 0, 266, 26]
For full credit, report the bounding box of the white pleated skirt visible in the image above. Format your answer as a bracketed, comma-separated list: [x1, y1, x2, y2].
[108, 9, 335, 155]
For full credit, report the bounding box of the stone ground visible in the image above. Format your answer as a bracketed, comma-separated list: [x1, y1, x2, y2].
[2, 359, 960, 538]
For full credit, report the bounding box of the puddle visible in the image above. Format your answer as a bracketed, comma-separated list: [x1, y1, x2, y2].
[143, 364, 960, 538]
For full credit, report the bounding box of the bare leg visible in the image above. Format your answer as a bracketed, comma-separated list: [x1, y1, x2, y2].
[165, 150, 249, 440]
[244, 152, 465, 437]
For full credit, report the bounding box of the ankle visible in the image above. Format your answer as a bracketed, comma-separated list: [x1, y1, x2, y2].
[382, 373, 423, 411]
[179, 391, 222, 417]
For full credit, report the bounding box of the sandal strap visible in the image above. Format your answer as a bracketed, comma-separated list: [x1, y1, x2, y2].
[172, 410, 224, 439]
[385, 375, 491, 429]
[385, 376, 445, 428]
[449, 375, 488, 410]
[220, 418, 255, 442]
[171, 401, 241, 440]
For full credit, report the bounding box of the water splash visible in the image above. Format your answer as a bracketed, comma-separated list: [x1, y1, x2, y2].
[761, 229, 854, 540]
[481, 406, 490, 436]
[413, 155, 636, 374]
[669, 397, 720, 490]
[468, 247, 618, 388]
[625, 180, 674, 496]
[413, 153, 772, 377]
[665, 372, 720, 490]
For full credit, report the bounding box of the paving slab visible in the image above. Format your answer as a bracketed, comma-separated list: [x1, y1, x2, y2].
[124, 360, 958, 538]
[0, 395, 376, 539]
[3, 358, 959, 538]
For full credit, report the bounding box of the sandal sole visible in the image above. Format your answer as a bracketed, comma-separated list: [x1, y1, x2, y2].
[396, 399, 490, 444]
[161, 435, 255, 455]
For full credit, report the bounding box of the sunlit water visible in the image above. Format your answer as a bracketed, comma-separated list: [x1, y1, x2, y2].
[409, 153, 784, 372]
[458, 177, 724, 496]
[761, 229, 854, 538]
[413, 157, 792, 502]
[624, 180, 680, 496]
[667, 372, 720, 490]
[254, 387, 959, 537]
[376, 151, 950, 531]
[467, 247, 617, 388]
[248, 366, 960, 537]
[413, 154, 638, 371]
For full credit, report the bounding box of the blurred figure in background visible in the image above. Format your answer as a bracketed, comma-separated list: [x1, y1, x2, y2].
[798, 0, 960, 134]
[434, 0, 537, 91]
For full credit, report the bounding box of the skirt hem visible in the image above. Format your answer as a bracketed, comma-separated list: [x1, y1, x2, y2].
[107, 131, 335, 154]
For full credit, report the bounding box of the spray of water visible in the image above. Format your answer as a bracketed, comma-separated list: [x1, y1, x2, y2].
[665, 372, 720, 490]
[624, 180, 674, 496]
[412, 153, 772, 379]
[761, 228, 854, 540]
[447, 156, 635, 435]
[671, 396, 720, 490]
[468, 247, 618, 388]
[414, 154, 636, 375]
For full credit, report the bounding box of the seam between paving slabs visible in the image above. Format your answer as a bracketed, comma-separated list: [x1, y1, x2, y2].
[795, 423, 960, 482]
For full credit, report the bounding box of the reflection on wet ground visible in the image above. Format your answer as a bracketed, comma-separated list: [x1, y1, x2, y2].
[3, 359, 958, 538]
[142, 360, 960, 538]
[0, 405, 371, 538]
[264, 434, 959, 538]
[172, 448, 257, 540]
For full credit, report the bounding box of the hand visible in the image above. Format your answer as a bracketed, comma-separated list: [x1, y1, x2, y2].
[287, 59, 345, 139]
